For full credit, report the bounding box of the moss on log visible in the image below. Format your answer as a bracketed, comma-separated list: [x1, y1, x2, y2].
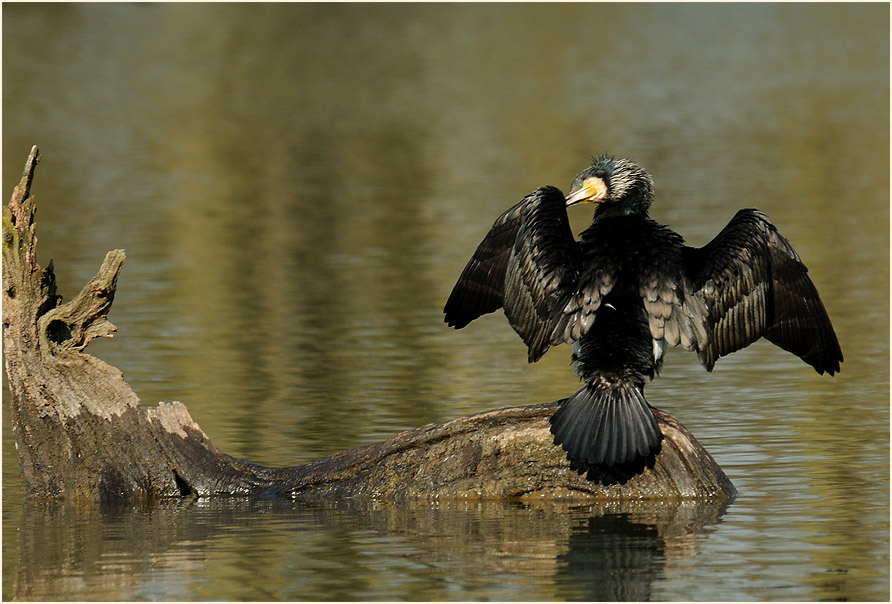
[2, 147, 736, 504]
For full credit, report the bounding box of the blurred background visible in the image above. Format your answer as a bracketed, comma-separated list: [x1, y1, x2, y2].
[3, 3, 888, 601]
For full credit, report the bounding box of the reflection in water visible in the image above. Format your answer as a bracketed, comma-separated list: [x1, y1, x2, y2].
[558, 515, 664, 601]
[13, 497, 729, 602]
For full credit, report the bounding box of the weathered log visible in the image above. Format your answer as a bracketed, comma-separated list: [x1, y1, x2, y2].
[2, 147, 736, 504]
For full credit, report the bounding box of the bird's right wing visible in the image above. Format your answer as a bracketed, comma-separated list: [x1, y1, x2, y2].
[444, 186, 582, 362]
[683, 208, 843, 374]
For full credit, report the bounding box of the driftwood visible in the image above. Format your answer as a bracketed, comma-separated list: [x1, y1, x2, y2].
[2, 147, 736, 504]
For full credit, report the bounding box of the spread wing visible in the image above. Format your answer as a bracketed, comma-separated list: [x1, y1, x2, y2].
[444, 186, 582, 362]
[683, 208, 843, 375]
[443, 197, 528, 330]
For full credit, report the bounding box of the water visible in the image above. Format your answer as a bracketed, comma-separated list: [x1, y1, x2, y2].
[2, 3, 888, 601]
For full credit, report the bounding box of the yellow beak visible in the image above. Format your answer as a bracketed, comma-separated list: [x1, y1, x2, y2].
[565, 184, 600, 206]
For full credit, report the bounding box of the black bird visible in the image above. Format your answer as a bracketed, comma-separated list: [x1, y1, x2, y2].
[444, 155, 843, 469]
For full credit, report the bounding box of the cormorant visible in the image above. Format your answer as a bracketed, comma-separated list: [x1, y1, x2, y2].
[444, 155, 843, 470]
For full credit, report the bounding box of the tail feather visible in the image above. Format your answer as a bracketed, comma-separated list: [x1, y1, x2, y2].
[560, 396, 588, 457]
[550, 379, 662, 467]
[593, 396, 615, 463]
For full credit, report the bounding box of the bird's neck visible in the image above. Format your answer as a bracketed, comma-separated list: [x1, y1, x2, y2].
[593, 202, 650, 221]
[581, 211, 651, 245]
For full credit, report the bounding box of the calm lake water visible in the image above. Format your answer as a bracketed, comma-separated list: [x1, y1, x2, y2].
[2, 3, 888, 601]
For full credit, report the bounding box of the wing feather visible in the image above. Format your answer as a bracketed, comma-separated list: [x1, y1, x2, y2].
[550, 247, 619, 347]
[443, 198, 529, 329]
[683, 209, 843, 374]
[444, 186, 582, 361]
[635, 223, 709, 356]
[502, 187, 582, 360]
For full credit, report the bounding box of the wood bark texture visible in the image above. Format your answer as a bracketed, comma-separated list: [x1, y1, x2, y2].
[2, 147, 736, 504]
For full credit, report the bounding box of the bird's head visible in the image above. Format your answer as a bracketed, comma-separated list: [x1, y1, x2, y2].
[565, 154, 654, 216]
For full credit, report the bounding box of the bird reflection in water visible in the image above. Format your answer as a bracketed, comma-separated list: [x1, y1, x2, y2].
[557, 513, 664, 601]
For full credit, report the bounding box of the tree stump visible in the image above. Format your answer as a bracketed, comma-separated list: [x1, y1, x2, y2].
[2, 146, 736, 504]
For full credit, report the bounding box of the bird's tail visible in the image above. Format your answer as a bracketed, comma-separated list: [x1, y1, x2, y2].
[549, 379, 662, 468]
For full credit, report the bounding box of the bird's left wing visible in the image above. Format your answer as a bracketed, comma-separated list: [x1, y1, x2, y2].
[444, 186, 581, 362]
[444, 196, 532, 329]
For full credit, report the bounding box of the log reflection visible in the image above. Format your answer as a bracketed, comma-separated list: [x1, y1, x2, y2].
[13, 497, 730, 601]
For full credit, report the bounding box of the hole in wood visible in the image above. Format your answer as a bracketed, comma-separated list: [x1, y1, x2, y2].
[45, 319, 72, 344]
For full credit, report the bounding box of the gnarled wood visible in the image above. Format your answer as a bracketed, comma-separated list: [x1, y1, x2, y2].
[2, 147, 736, 504]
